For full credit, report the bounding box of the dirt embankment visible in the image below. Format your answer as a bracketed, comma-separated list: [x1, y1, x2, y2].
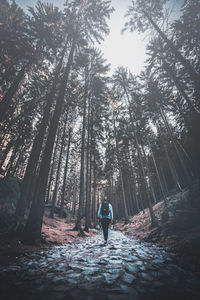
[0, 208, 97, 258]
[115, 184, 200, 272]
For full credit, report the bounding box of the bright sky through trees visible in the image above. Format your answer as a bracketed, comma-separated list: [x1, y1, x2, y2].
[100, 0, 147, 75]
[16, 0, 147, 75]
[16, 0, 183, 75]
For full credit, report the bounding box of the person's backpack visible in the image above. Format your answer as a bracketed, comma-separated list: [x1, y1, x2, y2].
[100, 200, 109, 216]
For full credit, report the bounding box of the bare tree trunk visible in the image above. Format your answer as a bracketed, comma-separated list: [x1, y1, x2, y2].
[74, 76, 88, 235]
[160, 106, 192, 186]
[85, 100, 93, 231]
[59, 127, 72, 218]
[128, 146, 139, 213]
[50, 117, 68, 218]
[133, 172, 140, 213]
[88, 139, 93, 228]
[0, 139, 14, 167]
[6, 141, 21, 176]
[113, 116, 129, 224]
[161, 57, 200, 115]
[160, 165, 169, 195]
[93, 144, 97, 228]
[45, 133, 59, 204]
[144, 11, 200, 94]
[140, 141, 158, 205]
[72, 183, 77, 216]
[123, 85, 158, 227]
[0, 63, 29, 121]
[22, 39, 76, 244]
[148, 140, 167, 205]
[16, 39, 69, 218]
[164, 144, 182, 192]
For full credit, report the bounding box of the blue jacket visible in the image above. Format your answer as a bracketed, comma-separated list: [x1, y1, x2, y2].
[98, 203, 113, 220]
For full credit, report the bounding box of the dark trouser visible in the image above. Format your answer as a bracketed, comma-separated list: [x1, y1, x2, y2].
[101, 218, 110, 241]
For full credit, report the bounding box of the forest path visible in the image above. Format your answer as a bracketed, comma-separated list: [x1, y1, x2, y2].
[0, 230, 199, 300]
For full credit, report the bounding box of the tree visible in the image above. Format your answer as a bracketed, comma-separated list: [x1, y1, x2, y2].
[123, 0, 200, 94]
[0, 1, 64, 121]
[112, 67, 158, 227]
[75, 48, 110, 233]
[22, 0, 113, 244]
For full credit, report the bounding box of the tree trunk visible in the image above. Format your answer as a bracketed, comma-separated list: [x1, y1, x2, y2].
[132, 171, 140, 213]
[22, 39, 76, 244]
[59, 127, 72, 218]
[45, 132, 59, 205]
[128, 146, 139, 213]
[148, 141, 167, 204]
[87, 137, 93, 228]
[123, 85, 158, 227]
[6, 141, 21, 176]
[0, 63, 28, 121]
[72, 183, 77, 216]
[15, 39, 69, 218]
[0, 139, 14, 167]
[140, 141, 158, 205]
[93, 147, 97, 228]
[113, 117, 129, 224]
[74, 75, 88, 235]
[160, 165, 169, 195]
[134, 130, 158, 226]
[160, 106, 192, 186]
[164, 144, 182, 192]
[161, 57, 200, 115]
[144, 11, 200, 93]
[85, 98, 92, 232]
[50, 117, 68, 218]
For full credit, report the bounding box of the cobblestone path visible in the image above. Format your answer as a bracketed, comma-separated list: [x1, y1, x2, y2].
[0, 230, 200, 300]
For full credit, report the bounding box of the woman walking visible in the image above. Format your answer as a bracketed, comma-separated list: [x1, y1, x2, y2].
[98, 196, 113, 245]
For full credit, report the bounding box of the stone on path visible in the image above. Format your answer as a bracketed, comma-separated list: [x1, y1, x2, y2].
[122, 272, 136, 284]
[140, 272, 154, 281]
[125, 263, 139, 273]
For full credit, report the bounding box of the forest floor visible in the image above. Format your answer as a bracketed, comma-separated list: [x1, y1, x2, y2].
[0, 208, 97, 259]
[1, 184, 200, 271]
[1, 188, 200, 299]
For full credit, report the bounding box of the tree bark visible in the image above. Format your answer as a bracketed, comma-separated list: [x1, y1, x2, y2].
[144, 11, 200, 93]
[161, 57, 200, 115]
[148, 141, 167, 205]
[0, 63, 28, 121]
[74, 74, 88, 235]
[50, 117, 68, 218]
[15, 39, 69, 218]
[45, 133, 59, 205]
[59, 127, 72, 218]
[85, 97, 92, 232]
[22, 39, 76, 244]
[160, 106, 192, 186]
[72, 182, 77, 216]
[93, 146, 97, 228]
[122, 85, 158, 227]
[112, 115, 129, 224]
[164, 144, 182, 192]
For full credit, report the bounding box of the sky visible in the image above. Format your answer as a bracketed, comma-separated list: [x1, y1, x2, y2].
[100, 0, 146, 75]
[16, 0, 183, 76]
